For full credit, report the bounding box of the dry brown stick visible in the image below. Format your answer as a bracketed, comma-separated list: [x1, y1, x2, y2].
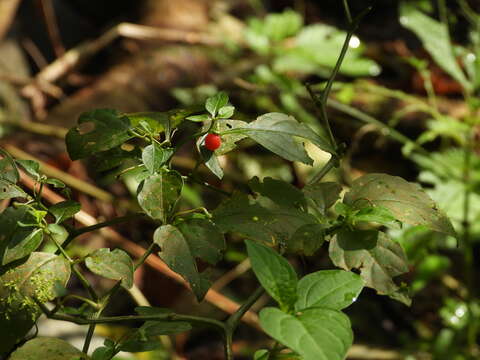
[18, 172, 261, 330]
[0, 0, 21, 41]
[40, 0, 65, 57]
[5, 145, 113, 202]
[26, 22, 220, 87]
[210, 259, 251, 292]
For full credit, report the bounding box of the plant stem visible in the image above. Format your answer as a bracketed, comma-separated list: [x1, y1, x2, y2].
[58, 213, 145, 253]
[224, 287, 265, 359]
[37, 300, 225, 329]
[72, 266, 98, 302]
[134, 242, 157, 271]
[307, 155, 339, 185]
[342, 0, 353, 24]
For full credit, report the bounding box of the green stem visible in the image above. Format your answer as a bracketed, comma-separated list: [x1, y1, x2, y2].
[342, 0, 353, 23]
[36, 300, 225, 329]
[72, 266, 98, 302]
[307, 155, 339, 185]
[224, 287, 265, 359]
[310, 6, 371, 151]
[134, 242, 157, 271]
[188, 175, 231, 196]
[58, 213, 145, 254]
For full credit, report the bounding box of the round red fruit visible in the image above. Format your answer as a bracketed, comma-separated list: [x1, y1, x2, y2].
[204, 133, 222, 151]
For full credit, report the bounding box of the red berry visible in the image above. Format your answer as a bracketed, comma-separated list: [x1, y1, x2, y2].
[204, 133, 222, 151]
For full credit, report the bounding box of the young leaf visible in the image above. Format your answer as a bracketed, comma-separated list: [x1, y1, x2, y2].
[186, 114, 210, 122]
[153, 224, 211, 301]
[205, 92, 229, 117]
[249, 176, 306, 209]
[245, 240, 298, 311]
[45, 178, 65, 188]
[329, 230, 411, 305]
[285, 223, 324, 256]
[199, 146, 224, 179]
[259, 307, 353, 360]
[295, 270, 364, 311]
[142, 143, 173, 174]
[9, 337, 85, 360]
[303, 182, 342, 215]
[344, 173, 455, 237]
[213, 193, 317, 246]
[0, 252, 71, 354]
[85, 248, 134, 289]
[399, 3, 470, 91]
[47, 224, 68, 245]
[66, 109, 133, 160]
[0, 206, 44, 265]
[218, 105, 235, 119]
[137, 170, 183, 222]
[49, 200, 81, 224]
[352, 206, 400, 229]
[15, 160, 40, 179]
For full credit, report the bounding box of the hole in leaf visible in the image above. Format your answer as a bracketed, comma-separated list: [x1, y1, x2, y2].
[78, 122, 95, 135]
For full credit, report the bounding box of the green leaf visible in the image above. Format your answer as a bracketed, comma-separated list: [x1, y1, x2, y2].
[135, 306, 173, 316]
[0, 148, 19, 183]
[303, 182, 342, 215]
[218, 105, 235, 119]
[142, 143, 173, 174]
[91, 146, 141, 172]
[49, 200, 81, 224]
[245, 10, 303, 54]
[0, 252, 71, 354]
[249, 176, 306, 209]
[66, 109, 133, 160]
[153, 225, 210, 301]
[0, 181, 27, 200]
[285, 223, 324, 256]
[186, 114, 210, 122]
[137, 170, 183, 222]
[91, 346, 114, 360]
[259, 307, 353, 360]
[119, 338, 161, 353]
[0, 206, 44, 265]
[225, 112, 336, 162]
[205, 92, 229, 117]
[254, 349, 270, 360]
[15, 160, 40, 179]
[240, 115, 313, 164]
[9, 337, 87, 360]
[295, 270, 364, 311]
[177, 218, 225, 265]
[329, 230, 411, 305]
[213, 193, 317, 246]
[273, 24, 380, 77]
[215, 119, 249, 155]
[45, 178, 65, 188]
[199, 146, 224, 179]
[85, 248, 134, 289]
[245, 240, 297, 311]
[399, 3, 470, 91]
[352, 205, 401, 229]
[344, 173, 455, 236]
